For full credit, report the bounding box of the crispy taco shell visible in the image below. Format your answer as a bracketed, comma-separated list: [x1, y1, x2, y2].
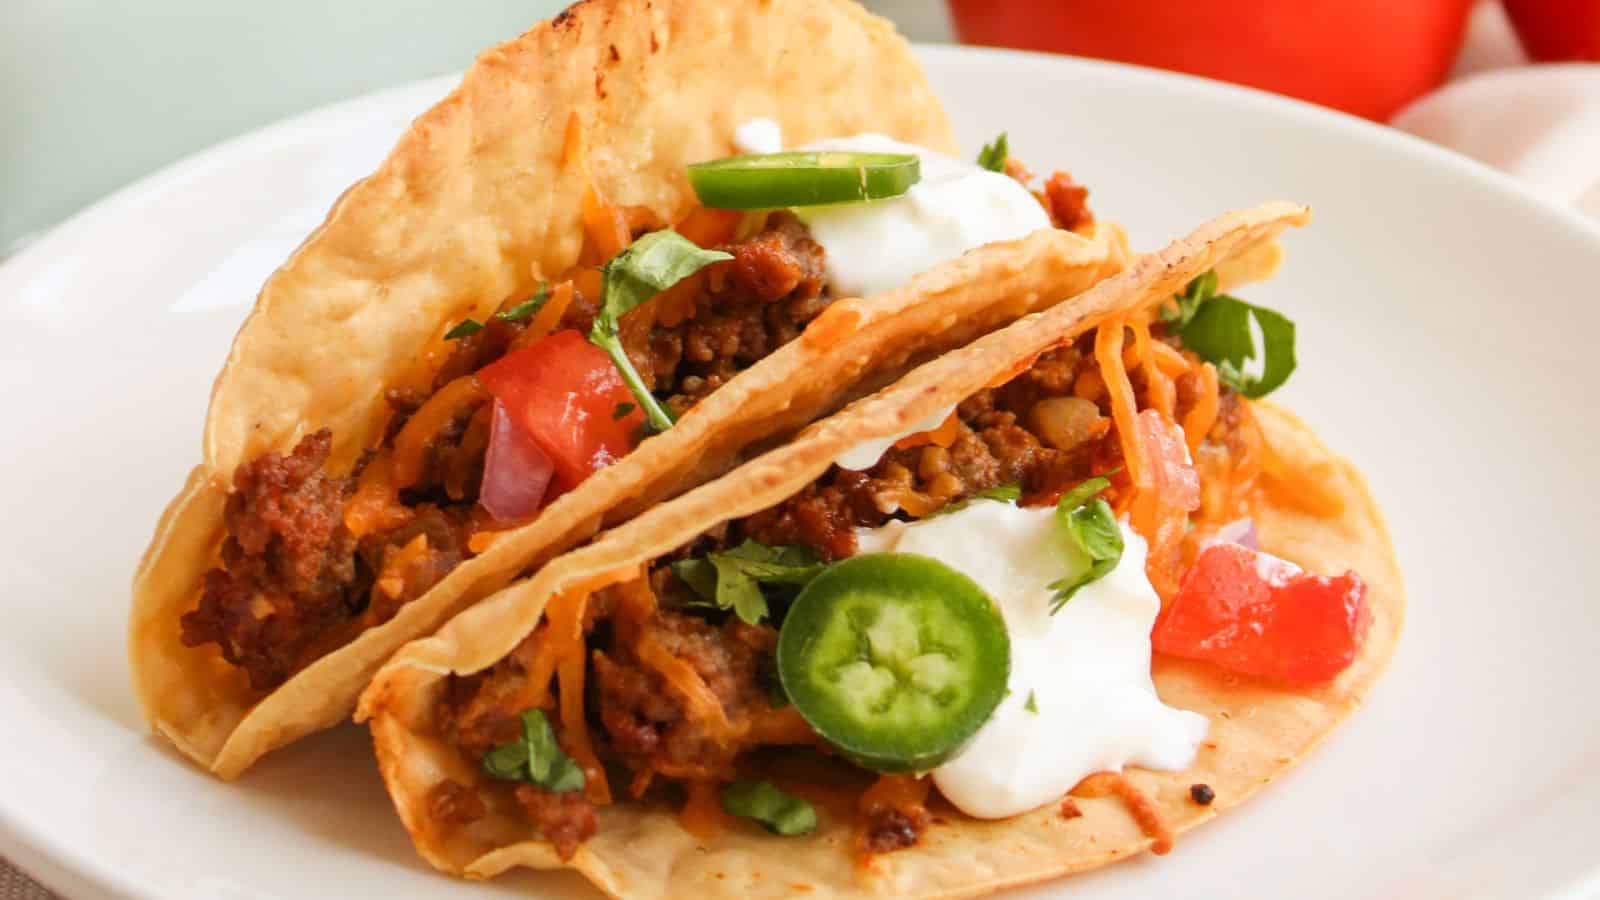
[129, 0, 1133, 779]
[359, 200, 1401, 897]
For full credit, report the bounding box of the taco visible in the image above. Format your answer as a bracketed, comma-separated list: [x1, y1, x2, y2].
[359, 200, 1403, 896]
[128, 0, 1131, 779]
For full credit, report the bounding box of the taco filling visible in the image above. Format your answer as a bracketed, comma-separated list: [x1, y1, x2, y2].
[423, 268, 1372, 860]
[179, 130, 1096, 693]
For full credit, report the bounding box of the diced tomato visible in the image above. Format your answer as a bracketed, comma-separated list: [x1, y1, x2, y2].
[476, 330, 645, 490]
[1152, 542, 1370, 684]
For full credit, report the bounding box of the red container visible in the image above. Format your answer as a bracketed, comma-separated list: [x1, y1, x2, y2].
[1503, 0, 1600, 61]
[948, 0, 1475, 121]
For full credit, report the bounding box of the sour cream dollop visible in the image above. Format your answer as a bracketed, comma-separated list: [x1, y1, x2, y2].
[795, 134, 1052, 298]
[725, 120, 1052, 299]
[855, 501, 1209, 819]
[833, 404, 955, 471]
[733, 118, 784, 155]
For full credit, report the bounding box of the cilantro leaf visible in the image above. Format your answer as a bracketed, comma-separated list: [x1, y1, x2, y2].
[1166, 271, 1297, 399]
[1055, 474, 1112, 513]
[672, 540, 824, 625]
[935, 482, 1021, 517]
[444, 318, 484, 340]
[721, 780, 818, 836]
[612, 402, 636, 420]
[1049, 478, 1124, 613]
[1161, 270, 1216, 330]
[1024, 690, 1039, 714]
[496, 283, 549, 323]
[481, 709, 586, 793]
[589, 229, 732, 433]
[976, 132, 1009, 173]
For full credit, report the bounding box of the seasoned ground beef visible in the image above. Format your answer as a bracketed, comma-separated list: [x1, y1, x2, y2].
[437, 627, 556, 758]
[427, 779, 487, 827]
[186, 217, 835, 691]
[181, 427, 473, 692]
[862, 806, 929, 854]
[592, 611, 777, 781]
[515, 784, 597, 861]
[356, 505, 470, 626]
[422, 745, 599, 863]
[180, 430, 364, 691]
[657, 213, 829, 413]
[741, 332, 1221, 559]
[1042, 171, 1094, 233]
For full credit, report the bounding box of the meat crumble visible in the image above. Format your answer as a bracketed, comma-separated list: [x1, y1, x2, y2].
[181, 215, 836, 692]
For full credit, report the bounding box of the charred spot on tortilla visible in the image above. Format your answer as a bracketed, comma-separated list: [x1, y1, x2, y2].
[1190, 783, 1216, 806]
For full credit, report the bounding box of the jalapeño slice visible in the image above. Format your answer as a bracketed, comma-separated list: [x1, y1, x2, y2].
[776, 553, 1010, 773]
[686, 151, 920, 210]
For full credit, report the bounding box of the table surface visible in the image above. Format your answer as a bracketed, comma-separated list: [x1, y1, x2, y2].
[0, 1, 1520, 897]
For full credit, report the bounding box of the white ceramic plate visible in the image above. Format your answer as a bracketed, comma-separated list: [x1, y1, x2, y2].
[2, 45, 1598, 900]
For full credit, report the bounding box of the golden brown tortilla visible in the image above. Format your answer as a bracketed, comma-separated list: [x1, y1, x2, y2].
[127, 0, 1136, 779]
[358, 200, 1402, 898]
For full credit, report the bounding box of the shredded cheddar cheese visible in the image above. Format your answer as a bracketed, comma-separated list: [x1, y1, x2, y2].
[514, 279, 576, 350]
[1125, 313, 1153, 371]
[582, 184, 632, 262]
[1149, 340, 1192, 378]
[390, 376, 489, 489]
[652, 270, 705, 329]
[375, 533, 429, 601]
[1146, 363, 1176, 421]
[615, 575, 659, 629]
[344, 453, 410, 537]
[1094, 317, 1148, 489]
[558, 649, 609, 804]
[679, 780, 729, 842]
[1183, 362, 1220, 457]
[803, 302, 861, 348]
[675, 205, 742, 248]
[861, 774, 928, 813]
[466, 529, 505, 555]
[892, 410, 961, 451]
[888, 487, 942, 519]
[1075, 772, 1174, 855]
[637, 632, 732, 734]
[985, 350, 1044, 389]
[538, 587, 610, 803]
[570, 267, 603, 304]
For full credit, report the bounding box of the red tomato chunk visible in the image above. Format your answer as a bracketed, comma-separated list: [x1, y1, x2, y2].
[477, 330, 645, 490]
[1151, 542, 1370, 683]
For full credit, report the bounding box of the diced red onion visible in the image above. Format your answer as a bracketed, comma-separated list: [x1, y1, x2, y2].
[480, 400, 554, 522]
[1213, 517, 1259, 550]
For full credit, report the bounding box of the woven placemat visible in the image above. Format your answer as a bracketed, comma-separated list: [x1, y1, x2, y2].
[0, 861, 56, 900]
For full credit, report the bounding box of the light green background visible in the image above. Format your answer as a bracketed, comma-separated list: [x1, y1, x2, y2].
[2, 1, 947, 251]
[3, 1, 567, 249]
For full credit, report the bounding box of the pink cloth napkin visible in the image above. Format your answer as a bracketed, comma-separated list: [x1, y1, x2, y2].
[1392, 1, 1600, 219]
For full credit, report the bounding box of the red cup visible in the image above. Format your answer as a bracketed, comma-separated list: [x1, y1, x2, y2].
[948, 0, 1475, 121]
